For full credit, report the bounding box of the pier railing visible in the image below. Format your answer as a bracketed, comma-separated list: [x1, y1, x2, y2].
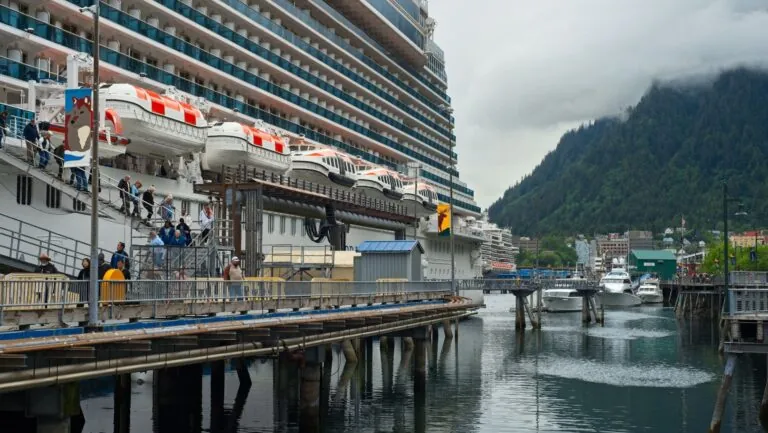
[730, 271, 768, 287]
[0, 278, 453, 310]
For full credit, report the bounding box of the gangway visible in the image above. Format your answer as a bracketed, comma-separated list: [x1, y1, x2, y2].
[0, 211, 112, 276]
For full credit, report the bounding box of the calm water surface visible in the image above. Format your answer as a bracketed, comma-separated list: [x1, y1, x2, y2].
[79, 295, 766, 432]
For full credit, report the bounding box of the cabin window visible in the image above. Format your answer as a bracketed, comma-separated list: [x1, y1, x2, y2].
[45, 185, 61, 209]
[181, 200, 190, 217]
[291, 218, 297, 236]
[268, 214, 274, 233]
[16, 175, 32, 205]
[73, 198, 87, 212]
[280, 216, 286, 234]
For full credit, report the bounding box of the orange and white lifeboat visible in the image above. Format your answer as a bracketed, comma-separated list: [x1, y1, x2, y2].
[288, 138, 356, 188]
[202, 122, 291, 174]
[354, 163, 404, 201]
[402, 180, 438, 215]
[100, 83, 207, 157]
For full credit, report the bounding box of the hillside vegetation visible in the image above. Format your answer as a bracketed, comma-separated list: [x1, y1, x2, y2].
[488, 68, 768, 235]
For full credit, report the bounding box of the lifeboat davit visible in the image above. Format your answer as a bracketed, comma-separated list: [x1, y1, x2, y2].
[402, 180, 438, 216]
[288, 138, 357, 188]
[353, 162, 404, 201]
[202, 122, 291, 174]
[99, 83, 207, 157]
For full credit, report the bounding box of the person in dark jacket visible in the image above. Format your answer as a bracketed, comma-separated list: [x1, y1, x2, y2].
[97, 252, 111, 279]
[115, 258, 130, 280]
[110, 242, 130, 270]
[117, 175, 131, 214]
[0, 111, 7, 148]
[34, 253, 58, 274]
[142, 186, 155, 223]
[176, 218, 192, 246]
[23, 119, 39, 163]
[38, 131, 52, 169]
[53, 143, 66, 180]
[76, 258, 91, 302]
[168, 230, 187, 247]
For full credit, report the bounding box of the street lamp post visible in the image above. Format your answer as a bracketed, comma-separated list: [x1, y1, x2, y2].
[723, 180, 746, 315]
[449, 149, 455, 295]
[82, 3, 100, 328]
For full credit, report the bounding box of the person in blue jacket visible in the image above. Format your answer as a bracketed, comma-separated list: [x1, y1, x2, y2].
[159, 220, 175, 245]
[168, 230, 187, 247]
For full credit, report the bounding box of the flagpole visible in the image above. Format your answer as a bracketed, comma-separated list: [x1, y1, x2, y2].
[449, 148, 455, 296]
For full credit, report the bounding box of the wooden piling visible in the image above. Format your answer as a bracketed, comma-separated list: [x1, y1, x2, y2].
[581, 295, 591, 325]
[515, 296, 526, 330]
[760, 356, 768, 429]
[342, 340, 358, 363]
[708, 355, 737, 433]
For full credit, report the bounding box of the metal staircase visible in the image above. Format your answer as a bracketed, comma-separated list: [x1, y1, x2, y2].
[0, 211, 111, 276]
[0, 114, 155, 232]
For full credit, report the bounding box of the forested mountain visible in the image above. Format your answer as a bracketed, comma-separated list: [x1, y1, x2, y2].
[488, 68, 768, 236]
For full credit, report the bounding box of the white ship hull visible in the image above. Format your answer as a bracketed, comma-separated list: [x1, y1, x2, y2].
[542, 295, 582, 312]
[638, 293, 664, 304]
[598, 291, 642, 307]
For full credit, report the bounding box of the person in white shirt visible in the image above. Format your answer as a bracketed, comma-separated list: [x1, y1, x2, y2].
[199, 203, 214, 245]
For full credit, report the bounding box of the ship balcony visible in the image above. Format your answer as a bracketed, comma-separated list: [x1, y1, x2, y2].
[322, 0, 426, 68]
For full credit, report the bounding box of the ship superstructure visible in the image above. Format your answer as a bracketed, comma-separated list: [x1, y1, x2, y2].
[0, 0, 482, 279]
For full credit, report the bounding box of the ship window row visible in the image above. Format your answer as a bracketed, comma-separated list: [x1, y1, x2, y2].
[145, 0, 452, 131]
[86, 1, 456, 156]
[266, 214, 304, 237]
[270, 0, 450, 104]
[378, 175, 403, 189]
[0, 12, 480, 207]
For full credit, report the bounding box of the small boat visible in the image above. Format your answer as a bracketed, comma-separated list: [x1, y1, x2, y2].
[353, 161, 404, 201]
[637, 279, 664, 304]
[288, 138, 357, 188]
[598, 268, 641, 307]
[541, 277, 593, 312]
[202, 121, 291, 173]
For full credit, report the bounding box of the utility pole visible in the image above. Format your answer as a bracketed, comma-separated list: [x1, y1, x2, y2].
[449, 149, 455, 295]
[723, 181, 729, 315]
[84, 2, 100, 329]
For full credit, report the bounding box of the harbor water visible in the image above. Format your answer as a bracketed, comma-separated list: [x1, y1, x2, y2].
[76, 295, 763, 432]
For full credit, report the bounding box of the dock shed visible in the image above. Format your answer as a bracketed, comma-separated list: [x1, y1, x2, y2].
[353, 240, 424, 281]
[630, 249, 677, 280]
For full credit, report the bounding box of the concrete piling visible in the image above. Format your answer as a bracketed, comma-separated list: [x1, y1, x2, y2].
[234, 358, 252, 388]
[113, 374, 131, 433]
[210, 360, 225, 432]
[403, 337, 415, 351]
[413, 332, 428, 433]
[342, 339, 358, 363]
[299, 348, 323, 433]
[709, 355, 737, 433]
[443, 320, 454, 339]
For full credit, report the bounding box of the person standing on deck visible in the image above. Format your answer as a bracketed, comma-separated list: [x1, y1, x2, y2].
[223, 257, 243, 301]
[117, 175, 131, 215]
[0, 111, 7, 148]
[199, 203, 214, 245]
[142, 186, 155, 224]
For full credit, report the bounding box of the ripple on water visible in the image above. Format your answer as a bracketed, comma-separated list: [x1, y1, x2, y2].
[538, 356, 714, 388]
[586, 327, 674, 340]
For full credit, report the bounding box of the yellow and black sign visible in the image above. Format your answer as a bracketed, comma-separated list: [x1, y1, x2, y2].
[437, 203, 451, 237]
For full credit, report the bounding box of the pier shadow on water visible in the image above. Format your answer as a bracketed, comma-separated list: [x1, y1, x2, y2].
[68, 294, 766, 432]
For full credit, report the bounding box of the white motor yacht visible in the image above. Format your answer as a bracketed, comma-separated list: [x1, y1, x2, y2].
[598, 268, 641, 307]
[636, 279, 664, 304]
[542, 277, 591, 312]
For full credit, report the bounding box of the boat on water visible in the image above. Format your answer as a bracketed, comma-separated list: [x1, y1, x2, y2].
[201, 121, 291, 174]
[541, 276, 593, 312]
[288, 139, 357, 188]
[598, 268, 642, 307]
[636, 278, 664, 304]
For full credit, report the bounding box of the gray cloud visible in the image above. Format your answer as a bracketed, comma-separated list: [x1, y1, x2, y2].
[429, 0, 768, 207]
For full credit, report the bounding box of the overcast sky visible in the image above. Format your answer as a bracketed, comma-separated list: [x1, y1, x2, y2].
[428, 0, 768, 208]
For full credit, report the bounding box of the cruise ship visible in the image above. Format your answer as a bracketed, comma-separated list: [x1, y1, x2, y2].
[0, 0, 483, 279]
[468, 213, 517, 276]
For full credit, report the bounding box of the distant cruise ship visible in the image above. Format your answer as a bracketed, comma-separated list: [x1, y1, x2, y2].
[0, 0, 482, 279]
[467, 213, 517, 276]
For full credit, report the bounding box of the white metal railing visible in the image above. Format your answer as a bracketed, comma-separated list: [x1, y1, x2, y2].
[0, 279, 453, 311]
[730, 271, 768, 286]
[729, 289, 768, 315]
